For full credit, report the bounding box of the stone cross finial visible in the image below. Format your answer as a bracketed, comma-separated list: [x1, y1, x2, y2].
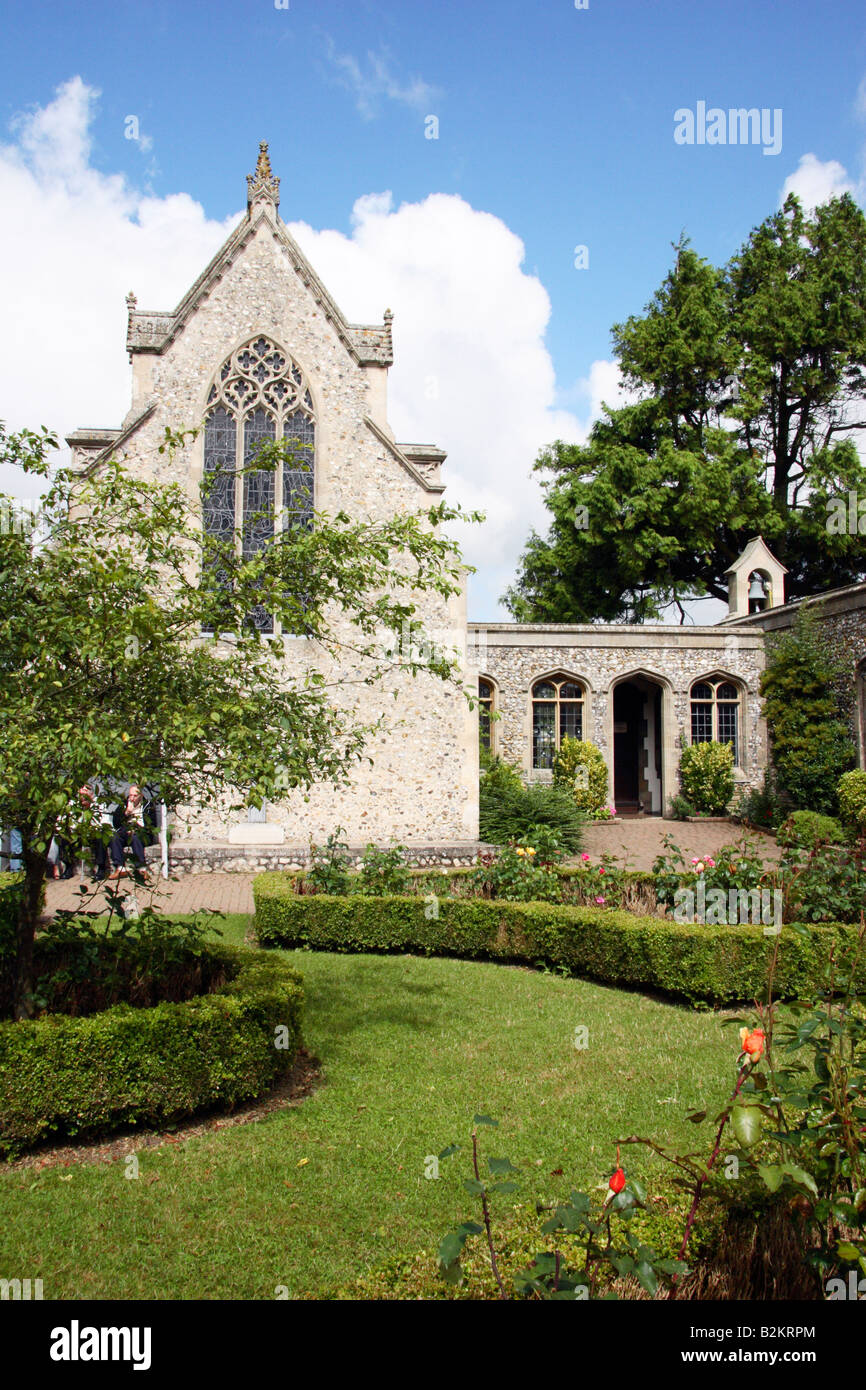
[246, 141, 280, 212]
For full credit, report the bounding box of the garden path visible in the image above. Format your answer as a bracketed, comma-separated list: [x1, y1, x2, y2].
[40, 818, 780, 916]
[579, 817, 781, 871]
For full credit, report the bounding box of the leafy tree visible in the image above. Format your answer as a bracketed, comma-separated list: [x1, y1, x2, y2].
[506, 195, 866, 622]
[0, 422, 478, 1017]
[759, 610, 855, 814]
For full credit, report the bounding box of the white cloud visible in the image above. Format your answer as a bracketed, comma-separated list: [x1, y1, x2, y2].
[0, 78, 239, 496]
[780, 152, 856, 210]
[0, 77, 590, 618]
[288, 192, 584, 615]
[322, 39, 442, 121]
[572, 359, 633, 434]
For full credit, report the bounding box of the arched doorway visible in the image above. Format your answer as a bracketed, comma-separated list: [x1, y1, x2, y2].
[611, 676, 665, 815]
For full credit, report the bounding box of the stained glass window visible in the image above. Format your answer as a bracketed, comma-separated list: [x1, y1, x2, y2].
[200, 337, 316, 635]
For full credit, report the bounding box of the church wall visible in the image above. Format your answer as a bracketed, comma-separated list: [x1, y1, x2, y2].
[471, 625, 767, 813]
[106, 213, 479, 847]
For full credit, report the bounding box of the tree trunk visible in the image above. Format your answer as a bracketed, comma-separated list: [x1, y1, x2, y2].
[13, 840, 47, 1021]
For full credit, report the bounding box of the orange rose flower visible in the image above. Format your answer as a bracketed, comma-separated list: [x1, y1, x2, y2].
[739, 1027, 765, 1061]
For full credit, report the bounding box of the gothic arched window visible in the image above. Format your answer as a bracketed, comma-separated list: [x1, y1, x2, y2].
[690, 679, 740, 765]
[531, 675, 584, 769]
[202, 336, 316, 632]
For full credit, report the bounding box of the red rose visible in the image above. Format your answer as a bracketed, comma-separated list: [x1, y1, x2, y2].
[609, 1167, 626, 1194]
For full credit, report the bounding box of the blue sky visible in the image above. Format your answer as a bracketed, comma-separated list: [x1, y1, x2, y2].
[1, 0, 865, 616]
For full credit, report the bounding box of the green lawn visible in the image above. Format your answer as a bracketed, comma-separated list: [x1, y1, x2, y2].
[0, 913, 743, 1299]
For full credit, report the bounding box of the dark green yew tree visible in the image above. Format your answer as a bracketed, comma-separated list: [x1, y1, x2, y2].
[507, 195, 866, 622]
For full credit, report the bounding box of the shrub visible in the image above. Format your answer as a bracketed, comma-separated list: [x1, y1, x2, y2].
[679, 741, 734, 815]
[777, 810, 843, 850]
[307, 827, 351, 895]
[731, 769, 788, 831]
[0, 905, 227, 1021]
[552, 737, 609, 817]
[253, 875, 863, 1006]
[479, 751, 523, 793]
[780, 838, 866, 924]
[0, 944, 304, 1157]
[468, 843, 560, 903]
[0, 873, 22, 961]
[837, 770, 866, 834]
[667, 794, 695, 821]
[357, 843, 411, 896]
[760, 610, 855, 814]
[479, 777, 584, 853]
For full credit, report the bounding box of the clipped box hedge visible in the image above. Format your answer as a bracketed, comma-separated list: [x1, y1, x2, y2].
[253, 874, 861, 1007]
[0, 945, 304, 1158]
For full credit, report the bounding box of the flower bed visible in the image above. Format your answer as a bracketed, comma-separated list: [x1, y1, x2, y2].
[0, 944, 304, 1157]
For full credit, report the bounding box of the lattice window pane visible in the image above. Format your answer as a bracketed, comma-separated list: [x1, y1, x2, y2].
[479, 705, 492, 751]
[479, 679, 494, 752]
[691, 702, 713, 743]
[202, 406, 237, 628]
[282, 411, 315, 530]
[243, 408, 276, 633]
[532, 681, 556, 700]
[559, 702, 583, 743]
[533, 703, 556, 769]
[717, 703, 739, 765]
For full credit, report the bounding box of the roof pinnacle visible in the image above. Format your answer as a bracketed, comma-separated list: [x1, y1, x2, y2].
[246, 141, 280, 212]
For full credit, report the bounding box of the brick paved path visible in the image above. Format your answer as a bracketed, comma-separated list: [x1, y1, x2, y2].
[579, 817, 780, 871]
[41, 818, 779, 916]
[43, 871, 255, 918]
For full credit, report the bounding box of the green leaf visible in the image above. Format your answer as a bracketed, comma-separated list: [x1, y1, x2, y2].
[757, 1164, 785, 1193]
[634, 1261, 658, 1297]
[487, 1156, 520, 1175]
[758, 1162, 818, 1198]
[732, 1104, 762, 1148]
[837, 1242, 862, 1263]
[473, 1114, 498, 1127]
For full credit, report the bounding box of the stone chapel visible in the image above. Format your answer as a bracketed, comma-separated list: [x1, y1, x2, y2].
[66, 145, 866, 864]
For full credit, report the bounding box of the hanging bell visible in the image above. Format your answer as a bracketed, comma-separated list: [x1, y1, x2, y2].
[748, 574, 768, 609]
